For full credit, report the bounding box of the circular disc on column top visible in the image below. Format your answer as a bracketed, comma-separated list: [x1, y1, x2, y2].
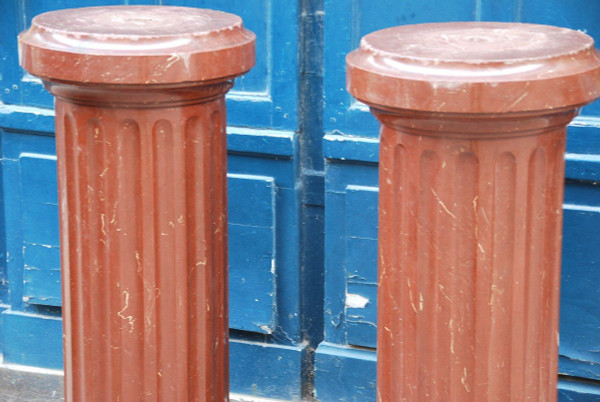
[347, 22, 600, 114]
[19, 6, 255, 85]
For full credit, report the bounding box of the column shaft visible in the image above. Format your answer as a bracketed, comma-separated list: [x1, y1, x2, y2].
[377, 113, 569, 401]
[56, 97, 228, 401]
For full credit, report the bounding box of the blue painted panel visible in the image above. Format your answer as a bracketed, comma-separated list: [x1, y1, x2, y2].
[22, 244, 61, 307]
[227, 127, 295, 158]
[229, 174, 275, 227]
[314, 342, 377, 402]
[558, 379, 600, 401]
[229, 337, 306, 399]
[0, 105, 55, 134]
[19, 152, 60, 305]
[565, 154, 600, 182]
[567, 119, 600, 152]
[345, 283, 377, 349]
[344, 186, 378, 348]
[1, 130, 56, 312]
[345, 186, 378, 240]
[1, 310, 63, 369]
[228, 174, 276, 334]
[228, 153, 302, 345]
[560, 202, 600, 380]
[229, 225, 275, 332]
[345, 237, 377, 284]
[19, 155, 57, 205]
[18, 152, 61, 307]
[20, 156, 59, 242]
[324, 162, 378, 346]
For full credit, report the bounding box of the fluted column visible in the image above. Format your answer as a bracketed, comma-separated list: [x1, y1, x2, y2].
[346, 22, 600, 401]
[54, 87, 230, 401]
[19, 6, 254, 401]
[376, 111, 571, 401]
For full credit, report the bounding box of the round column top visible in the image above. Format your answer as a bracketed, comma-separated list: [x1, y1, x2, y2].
[19, 6, 255, 85]
[347, 22, 600, 114]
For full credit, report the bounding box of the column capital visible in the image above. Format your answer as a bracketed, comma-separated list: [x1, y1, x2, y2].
[347, 22, 600, 115]
[19, 6, 255, 86]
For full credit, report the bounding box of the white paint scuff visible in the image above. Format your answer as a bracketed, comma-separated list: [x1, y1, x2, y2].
[345, 293, 370, 309]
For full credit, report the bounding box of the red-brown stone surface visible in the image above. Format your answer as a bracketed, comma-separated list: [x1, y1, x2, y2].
[347, 22, 600, 402]
[19, 6, 255, 401]
[19, 6, 255, 85]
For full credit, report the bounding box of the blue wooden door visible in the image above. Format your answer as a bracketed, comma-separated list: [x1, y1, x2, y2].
[0, 0, 322, 400]
[1, 0, 599, 400]
[315, 0, 600, 400]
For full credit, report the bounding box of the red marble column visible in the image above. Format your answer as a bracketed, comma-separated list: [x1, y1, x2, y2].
[347, 23, 600, 401]
[19, 6, 254, 401]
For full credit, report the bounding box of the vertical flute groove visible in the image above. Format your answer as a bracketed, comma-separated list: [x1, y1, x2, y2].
[524, 147, 546, 400]
[116, 119, 144, 400]
[74, 115, 93, 400]
[435, 149, 459, 399]
[173, 118, 189, 401]
[392, 143, 407, 398]
[186, 115, 205, 400]
[450, 151, 478, 401]
[417, 150, 441, 400]
[153, 119, 175, 399]
[403, 142, 419, 402]
[63, 112, 84, 401]
[203, 111, 215, 399]
[207, 110, 218, 399]
[139, 117, 158, 401]
[547, 139, 566, 398]
[101, 118, 122, 400]
[86, 118, 109, 402]
[376, 130, 410, 400]
[540, 138, 564, 401]
[510, 149, 528, 401]
[489, 151, 516, 399]
[210, 107, 228, 400]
